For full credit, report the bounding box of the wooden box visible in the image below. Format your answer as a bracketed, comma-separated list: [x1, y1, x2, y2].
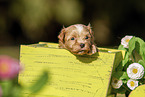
[18, 42, 125, 97]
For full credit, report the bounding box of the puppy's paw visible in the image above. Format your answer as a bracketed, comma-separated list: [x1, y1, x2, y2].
[87, 45, 97, 55]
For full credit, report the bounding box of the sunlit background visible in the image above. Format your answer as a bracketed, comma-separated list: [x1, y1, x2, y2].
[1, 0, 145, 58]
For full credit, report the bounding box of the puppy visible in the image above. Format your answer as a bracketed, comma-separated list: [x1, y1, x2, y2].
[58, 24, 97, 55]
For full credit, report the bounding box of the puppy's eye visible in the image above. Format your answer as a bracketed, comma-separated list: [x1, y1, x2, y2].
[71, 37, 75, 40]
[85, 36, 89, 39]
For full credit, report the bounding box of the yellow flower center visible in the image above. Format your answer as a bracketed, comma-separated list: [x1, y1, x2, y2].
[125, 39, 130, 42]
[132, 68, 138, 74]
[130, 81, 135, 87]
[0, 62, 9, 73]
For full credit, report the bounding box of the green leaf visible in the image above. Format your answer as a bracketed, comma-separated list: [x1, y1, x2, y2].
[122, 52, 130, 66]
[142, 52, 145, 61]
[138, 60, 145, 69]
[120, 72, 129, 80]
[134, 37, 144, 54]
[115, 52, 130, 71]
[29, 71, 49, 93]
[135, 37, 144, 45]
[118, 44, 126, 50]
[112, 71, 129, 82]
[129, 37, 136, 55]
[132, 50, 142, 62]
[128, 37, 145, 62]
[11, 85, 22, 97]
[140, 43, 145, 61]
[122, 59, 129, 67]
[131, 37, 145, 61]
[0, 80, 13, 97]
[122, 79, 128, 84]
[115, 61, 124, 71]
[112, 71, 124, 80]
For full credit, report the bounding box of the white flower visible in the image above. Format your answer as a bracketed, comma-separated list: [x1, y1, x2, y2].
[127, 79, 138, 90]
[121, 35, 133, 48]
[111, 77, 123, 89]
[127, 63, 144, 79]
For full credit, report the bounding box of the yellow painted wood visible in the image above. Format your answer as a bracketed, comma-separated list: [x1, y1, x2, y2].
[129, 85, 145, 97]
[19, 42, 124, 97]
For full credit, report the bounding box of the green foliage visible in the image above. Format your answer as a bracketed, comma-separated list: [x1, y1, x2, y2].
[116, 52, 130, 71]
[122, 52, 130, 67]
[29, 71, 49, 93]
[140, 43, 145, 61]
[0, 80, 13, 97]
[128, 37, 136, 55]
[138, 60, 145, 69]
[129, 37, 145, 60]
[118, 44, 126, 51]
[0, 71, 49, 97]
[112, 85, 127, 94]
[0, 79, 22, 97]
[112, 36, 145, 95]
[112, 71, 129, 81]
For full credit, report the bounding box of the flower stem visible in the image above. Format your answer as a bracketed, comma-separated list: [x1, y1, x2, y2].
[122, 84, 131, 93]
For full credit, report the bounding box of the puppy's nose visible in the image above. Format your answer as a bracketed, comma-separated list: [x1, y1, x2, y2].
[80, 43, 85, 48]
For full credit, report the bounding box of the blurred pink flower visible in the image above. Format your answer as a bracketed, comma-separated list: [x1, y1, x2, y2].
[0, 86, 2, 97]
[0, 55, 21, 80]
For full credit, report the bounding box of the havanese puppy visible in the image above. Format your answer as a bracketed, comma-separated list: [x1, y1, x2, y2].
[58, 24, 97, 55]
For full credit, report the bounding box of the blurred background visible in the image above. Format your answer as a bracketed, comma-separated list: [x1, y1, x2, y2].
[1, 1, 145, 96]
[1, 0, 145, 59]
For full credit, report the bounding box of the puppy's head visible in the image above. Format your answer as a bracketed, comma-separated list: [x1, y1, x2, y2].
[58, 24, 97, 55]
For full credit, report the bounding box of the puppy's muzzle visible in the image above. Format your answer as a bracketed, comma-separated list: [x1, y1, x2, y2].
[80, 43, 85, 48]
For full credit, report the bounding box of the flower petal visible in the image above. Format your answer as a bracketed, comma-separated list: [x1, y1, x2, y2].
[127, 79, 138, 90]
[111, 77, 123, 89]
[121, 35, 133, 48]
[0, 55, 21, 80]
[127, 63, 144, 79]
[0, 86, 2, 97]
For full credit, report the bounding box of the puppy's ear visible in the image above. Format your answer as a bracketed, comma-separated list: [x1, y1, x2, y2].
[87, 23, 93, 34]
[87, 23, 91, 29]
[87, 23, 94, 40]
[58, 27, 66, 48]
[87, 23, 97, 54]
